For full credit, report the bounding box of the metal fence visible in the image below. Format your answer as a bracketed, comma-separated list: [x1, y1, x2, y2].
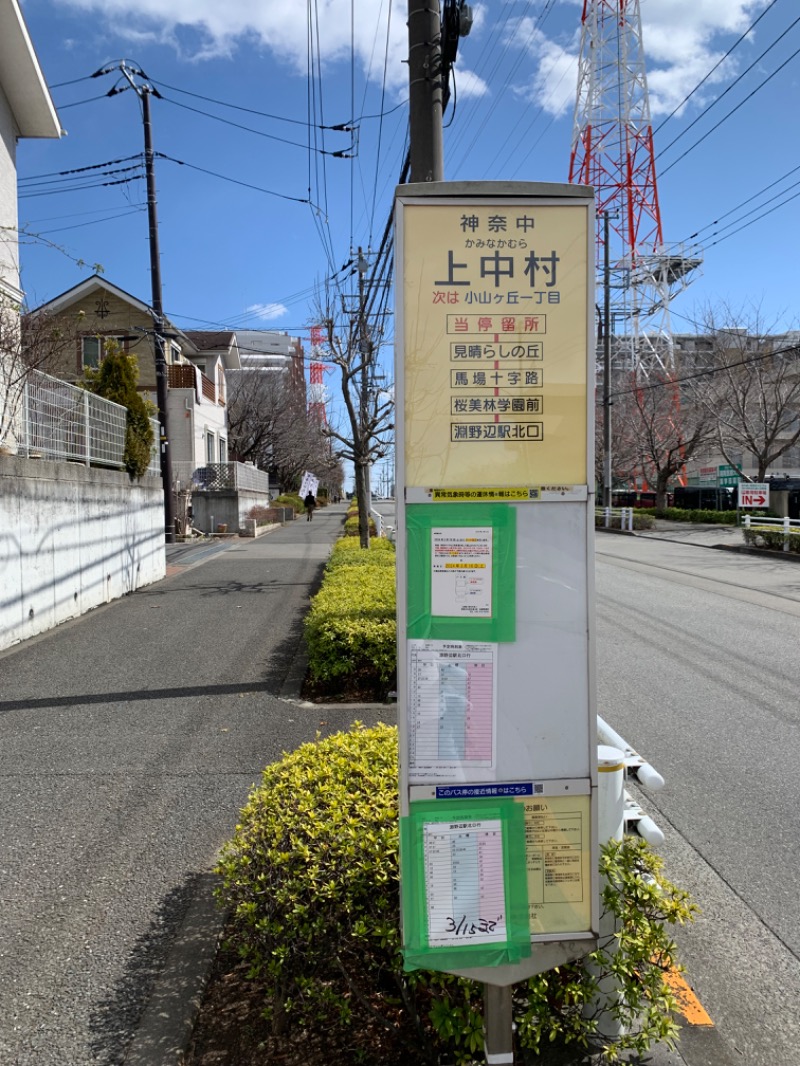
[595, 506, 634, 531]
[189, 462, 270, 493]
[14, 369, 127, 468]
[743, 513, 800, 551]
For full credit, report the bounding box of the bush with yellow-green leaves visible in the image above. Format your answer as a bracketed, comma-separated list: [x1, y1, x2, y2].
[217, 724, 695, 1066]
[304, 538, 396, 698]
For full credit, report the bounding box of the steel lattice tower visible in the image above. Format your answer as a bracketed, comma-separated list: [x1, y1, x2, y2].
[308, 326, 328, 425]
[569, 0, 701, 372]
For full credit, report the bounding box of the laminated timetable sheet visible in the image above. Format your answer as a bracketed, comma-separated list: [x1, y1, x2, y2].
[423, 819, 507, 947]
[407, 640, 497, 780]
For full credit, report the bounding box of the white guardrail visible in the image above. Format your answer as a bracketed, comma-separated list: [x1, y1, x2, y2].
[598, 715, 665, 846]
[595, 506, 634, 531]
[743, 513, 800, 552]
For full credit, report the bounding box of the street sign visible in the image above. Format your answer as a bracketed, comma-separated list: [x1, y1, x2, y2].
[738, 482, 769, 508]
[394, 181, 598, 986]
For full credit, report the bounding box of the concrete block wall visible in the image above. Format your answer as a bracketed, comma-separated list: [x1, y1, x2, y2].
[0, 456, 166, 651]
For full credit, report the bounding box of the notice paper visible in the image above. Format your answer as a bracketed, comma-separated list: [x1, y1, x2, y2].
[431, 527, 493, 617]
[522, 795, 592, 934]
[424, 819, 507, 947]
[408, 641, 497, 780]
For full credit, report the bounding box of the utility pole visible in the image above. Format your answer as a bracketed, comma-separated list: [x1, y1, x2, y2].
[600, 209, 619, 508]
[356, 248, 372, 548]
[408, 0, 444, 182]
[117, 62, 175, 543]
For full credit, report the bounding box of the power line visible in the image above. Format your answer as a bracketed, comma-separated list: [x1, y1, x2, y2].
[652, 0, 782, 136]
[155, 153, 312, 206]
[157, 93, 353, 155]
[19, 155, 143, 183]
[659, 39, 800, 176]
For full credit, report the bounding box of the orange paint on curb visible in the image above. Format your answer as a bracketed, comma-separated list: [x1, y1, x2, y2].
[663, 968, 714, 1027]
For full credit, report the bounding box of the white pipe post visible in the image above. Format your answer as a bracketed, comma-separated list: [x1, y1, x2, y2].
[483, 983, 514, 1065]
[583, 745, 625, 1039]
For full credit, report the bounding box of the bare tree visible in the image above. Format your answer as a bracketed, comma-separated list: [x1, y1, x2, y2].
[317, 296, 394, 549]
[612, 370, 712, 507]
[0, 300, 71, 451]
[227, 369, 341, 495]
[690, 304, 800, 481]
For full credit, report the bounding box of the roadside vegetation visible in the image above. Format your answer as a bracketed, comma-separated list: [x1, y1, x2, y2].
[304, 536, 395, 700]
[212, 723, 695, 1066]
[634, 506, 738, 524]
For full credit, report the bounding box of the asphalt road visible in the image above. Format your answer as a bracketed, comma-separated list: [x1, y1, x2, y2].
[0, 504, 392, 1066]
[595, 534, 800, 1066]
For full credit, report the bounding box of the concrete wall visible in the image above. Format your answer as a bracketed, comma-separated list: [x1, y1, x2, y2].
[0, 456, 166, 651]
[191, 488, 279, 533]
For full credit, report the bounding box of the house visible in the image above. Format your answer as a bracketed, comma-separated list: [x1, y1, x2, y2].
[0, 0, 60, 450]
[26, 275, 241, 476]
[0, 0, 61, 302]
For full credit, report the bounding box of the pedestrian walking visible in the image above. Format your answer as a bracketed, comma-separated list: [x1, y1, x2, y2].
[304, 491, 317, 521]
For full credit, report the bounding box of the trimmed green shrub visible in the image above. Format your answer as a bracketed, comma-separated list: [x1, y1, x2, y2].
[642, 507, 737, 525]
[743, 526, 800, 554]
[304, 555, 396, 693]
[273, 493, 304, 513]
[344, 514, 377, 537]
[217, 724, 694, 1065]
[327, 537, 396, 570]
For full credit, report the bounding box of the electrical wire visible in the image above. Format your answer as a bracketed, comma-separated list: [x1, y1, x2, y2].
[657, 11, 800, 160]
[19, 155, 143, 183]
[156, 153, 312, 206]
[158, 93, 351, 154]
[27, 207, 147, 235]
[652, 0, 782, 136]
[151, 79, 325, 128]
[659, 40, 800, 177]
[608, 338, 800, 400]
[54, 94, 111, 110]
[19, 175, 144, 199]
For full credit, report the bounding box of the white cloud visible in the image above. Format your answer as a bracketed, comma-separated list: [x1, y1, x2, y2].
[246, 301, 288, 321]
[56, 0, 490, 100]
[509, 0, 771, 120]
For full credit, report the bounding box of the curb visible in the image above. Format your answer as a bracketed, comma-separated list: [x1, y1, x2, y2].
[123, 874, 223, 1065]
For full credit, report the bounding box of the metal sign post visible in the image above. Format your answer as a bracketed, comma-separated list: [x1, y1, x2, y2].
[394, 183, 599, 1045]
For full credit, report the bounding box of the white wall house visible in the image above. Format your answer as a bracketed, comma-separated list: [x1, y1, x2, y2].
[0, 0, 60, 302]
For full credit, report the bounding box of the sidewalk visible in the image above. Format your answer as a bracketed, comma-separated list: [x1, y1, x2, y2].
[0, 502, 395, 1066]
[0, 506, 738, 1066]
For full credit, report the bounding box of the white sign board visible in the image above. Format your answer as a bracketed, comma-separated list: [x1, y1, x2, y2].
[738, 482, 769, 508]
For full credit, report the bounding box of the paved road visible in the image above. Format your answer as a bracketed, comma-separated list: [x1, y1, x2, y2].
[596, 533, 800, 1066]
[0, 504, 392, 1066]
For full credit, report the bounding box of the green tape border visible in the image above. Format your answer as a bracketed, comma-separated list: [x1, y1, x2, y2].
[406, 503, 516, 642]
[400, 798, 530, 972]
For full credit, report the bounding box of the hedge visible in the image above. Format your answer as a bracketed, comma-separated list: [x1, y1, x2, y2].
[217, 724, 694, 1065]
[304, 538, 396, 694]
[743, 526, 800, 554]
[637, 506, 738, 525]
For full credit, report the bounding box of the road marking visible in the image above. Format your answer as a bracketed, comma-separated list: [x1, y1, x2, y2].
[664, 967, 714, 1027]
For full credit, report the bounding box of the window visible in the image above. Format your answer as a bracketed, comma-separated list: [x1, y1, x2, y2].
[219, 438, 228, 463]
[81, 335, 125, 370]
[206, 431, 216, 463]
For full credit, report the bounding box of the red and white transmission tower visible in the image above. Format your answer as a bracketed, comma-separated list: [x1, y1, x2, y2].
[308, 326, 328, 426]
[569, 0, 701, 372]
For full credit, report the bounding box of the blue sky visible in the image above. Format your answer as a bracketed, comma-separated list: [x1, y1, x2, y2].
[15, 0, 800, 455]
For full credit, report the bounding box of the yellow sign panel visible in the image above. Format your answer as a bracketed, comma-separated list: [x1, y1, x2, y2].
[521, 794, 592, 934]
[402, 201, 589, 487]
